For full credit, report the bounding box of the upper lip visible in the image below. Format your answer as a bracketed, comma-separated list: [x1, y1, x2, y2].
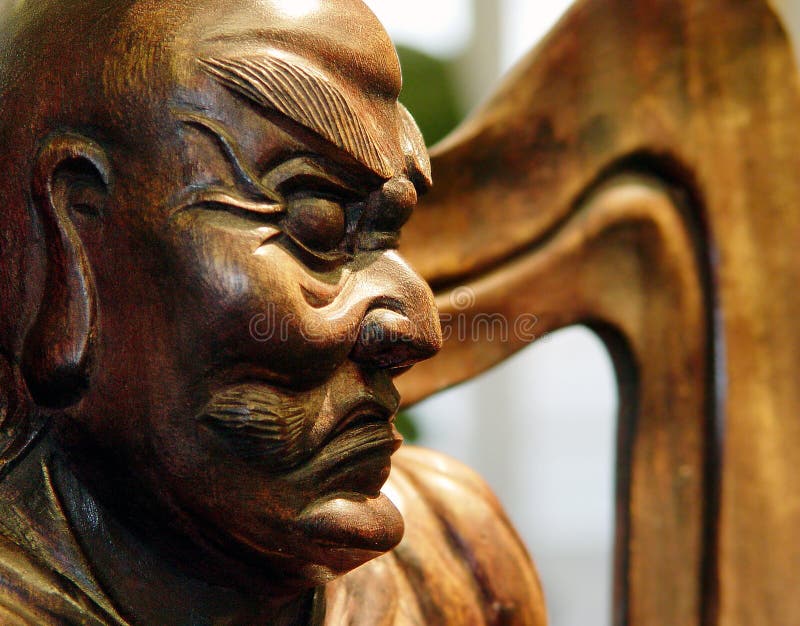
[326, 396, 399, 443]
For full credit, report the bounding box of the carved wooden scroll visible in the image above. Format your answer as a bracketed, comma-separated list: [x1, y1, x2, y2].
[398, 0, 800, 624]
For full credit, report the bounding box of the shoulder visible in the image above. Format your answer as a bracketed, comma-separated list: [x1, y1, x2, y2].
[391, 444, 508, 508]
[0, 440, 125, 626]
[388, 445, 547, 625]
[0, 533, 109, 625]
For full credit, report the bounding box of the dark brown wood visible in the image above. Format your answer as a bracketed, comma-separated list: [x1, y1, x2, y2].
[0, 1, 543, 624]
[399, 0, 800, 624]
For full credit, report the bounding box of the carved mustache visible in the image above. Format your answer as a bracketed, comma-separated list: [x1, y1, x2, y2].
[196, 383, 308, 471]
[196, 382, 401, 481]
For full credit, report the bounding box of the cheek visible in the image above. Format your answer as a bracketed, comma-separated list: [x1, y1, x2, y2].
[170, 223, 355, 382]
[146, 388, 322, 553]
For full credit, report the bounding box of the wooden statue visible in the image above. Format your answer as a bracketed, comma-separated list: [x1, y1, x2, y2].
[0, 0, 543, 623]
[2, 0, 798, 623]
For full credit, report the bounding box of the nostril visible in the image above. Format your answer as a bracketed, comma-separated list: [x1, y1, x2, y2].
[351, 308, 441, 370]
[358, 309, 406, 347]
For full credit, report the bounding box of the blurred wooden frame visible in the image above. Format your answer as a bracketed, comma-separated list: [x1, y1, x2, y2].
[397, 0, 800, 624]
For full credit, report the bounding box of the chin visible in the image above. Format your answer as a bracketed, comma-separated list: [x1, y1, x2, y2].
[217, 490, 405, 589]
[295, 491, 405, 582]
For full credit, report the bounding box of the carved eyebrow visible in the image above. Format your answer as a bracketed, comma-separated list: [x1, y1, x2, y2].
[198, 55, 393, 179]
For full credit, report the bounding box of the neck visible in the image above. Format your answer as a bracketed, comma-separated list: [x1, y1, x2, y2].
[49, 442, 322, 625]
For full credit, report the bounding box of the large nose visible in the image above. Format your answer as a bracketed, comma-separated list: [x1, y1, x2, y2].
[351, 254, 442, 371]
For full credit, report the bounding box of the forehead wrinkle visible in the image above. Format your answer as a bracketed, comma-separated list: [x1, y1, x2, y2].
[199, 54, 395, 179]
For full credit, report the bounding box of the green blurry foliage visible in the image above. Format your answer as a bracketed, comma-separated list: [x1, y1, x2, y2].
[396, 45, 462, 147]
[394, 46, 463, 442]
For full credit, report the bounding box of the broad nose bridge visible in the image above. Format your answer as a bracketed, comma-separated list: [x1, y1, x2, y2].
[351, 252, 442, 371]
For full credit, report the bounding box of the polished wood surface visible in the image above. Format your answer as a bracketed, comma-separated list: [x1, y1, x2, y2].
[399, 0, 800, 624]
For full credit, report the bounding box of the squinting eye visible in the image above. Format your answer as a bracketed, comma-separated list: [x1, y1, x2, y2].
[283, 196, 347, 254]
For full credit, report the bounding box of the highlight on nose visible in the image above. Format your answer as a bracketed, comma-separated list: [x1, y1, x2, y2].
[351, 306, 442, 371]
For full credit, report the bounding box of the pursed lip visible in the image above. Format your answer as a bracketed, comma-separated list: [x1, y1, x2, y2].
[325, 396, 399, 445]
[296, 393, 402, 497]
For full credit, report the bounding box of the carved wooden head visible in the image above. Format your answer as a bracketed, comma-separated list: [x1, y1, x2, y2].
[0, 0, 441, 590]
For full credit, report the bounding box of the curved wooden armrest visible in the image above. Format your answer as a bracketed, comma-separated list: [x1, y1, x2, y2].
[398, 1, 800, 624]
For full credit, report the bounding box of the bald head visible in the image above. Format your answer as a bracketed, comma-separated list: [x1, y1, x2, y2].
[186, 0, 403, 99]
[0, 0, 427, 195]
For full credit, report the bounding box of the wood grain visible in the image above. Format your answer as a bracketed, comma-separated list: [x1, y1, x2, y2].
[399, 0, 800, 623]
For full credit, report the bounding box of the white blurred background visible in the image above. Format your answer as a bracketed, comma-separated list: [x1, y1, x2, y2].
[362, 2, 618, 625]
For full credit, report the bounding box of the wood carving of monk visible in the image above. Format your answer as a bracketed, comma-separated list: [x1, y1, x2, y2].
[0, 0, 545, 623]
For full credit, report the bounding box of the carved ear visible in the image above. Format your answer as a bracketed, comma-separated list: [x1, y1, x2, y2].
[22, 134, 110, 409]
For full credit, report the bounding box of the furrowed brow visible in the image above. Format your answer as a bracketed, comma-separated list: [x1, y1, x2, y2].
[199, 55, 393, 179]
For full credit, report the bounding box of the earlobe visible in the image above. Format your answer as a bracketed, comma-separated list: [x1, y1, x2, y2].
[21, 133, 110, 408]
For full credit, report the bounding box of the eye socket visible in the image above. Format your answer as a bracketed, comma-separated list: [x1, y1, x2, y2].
[283, 195, 347, 255]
